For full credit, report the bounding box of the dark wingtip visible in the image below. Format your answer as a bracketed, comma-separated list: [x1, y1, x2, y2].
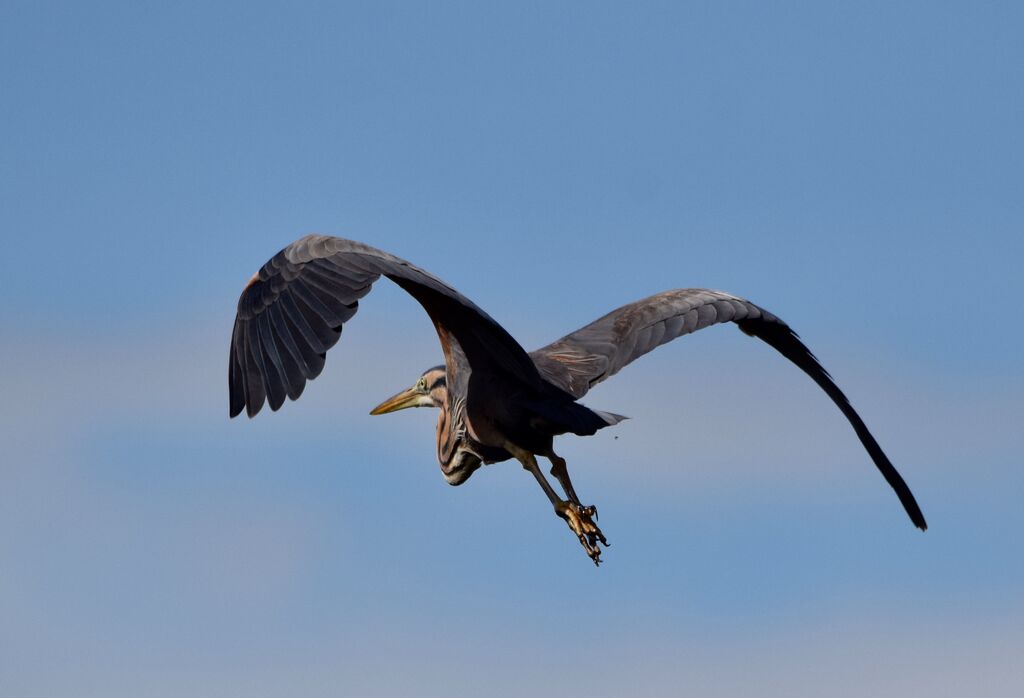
[738, 316, 928, 531]
[862, 436, 928, 531]
[910, 506, 928, 531]
[228, 374, 251, 418]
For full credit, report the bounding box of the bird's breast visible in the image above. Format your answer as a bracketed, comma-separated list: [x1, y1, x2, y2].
[438, 445, 483, 486]
[436, 412, 511, 485]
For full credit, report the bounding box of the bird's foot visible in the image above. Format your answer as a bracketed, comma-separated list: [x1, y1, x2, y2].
[555, 501, 608, 566]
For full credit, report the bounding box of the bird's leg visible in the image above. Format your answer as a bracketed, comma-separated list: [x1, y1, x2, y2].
[547, 452, 582, 506]
[547, 451, 608, 552]
[505, 443, 607, 565]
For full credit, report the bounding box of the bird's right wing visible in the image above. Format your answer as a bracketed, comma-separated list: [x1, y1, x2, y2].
[530, 289, 927, 530]
[229, 235, 544, 418]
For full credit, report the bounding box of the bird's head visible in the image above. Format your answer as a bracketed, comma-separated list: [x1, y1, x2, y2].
[369, 365, 447, 415]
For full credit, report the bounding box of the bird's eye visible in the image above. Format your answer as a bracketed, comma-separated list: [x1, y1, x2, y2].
[417, 378, 426, 391]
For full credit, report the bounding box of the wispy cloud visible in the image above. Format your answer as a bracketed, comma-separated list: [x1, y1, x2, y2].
[3, 314, 1021, 698]
[6, 601, 1021, 697]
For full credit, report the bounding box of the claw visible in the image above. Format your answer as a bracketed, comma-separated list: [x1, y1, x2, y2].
[555, 501, 608, 565]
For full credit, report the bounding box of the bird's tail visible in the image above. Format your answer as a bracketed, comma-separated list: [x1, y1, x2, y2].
[564, 405, 628, 435]
[523, 398, 625, 437]
[592, 409, 628, 426]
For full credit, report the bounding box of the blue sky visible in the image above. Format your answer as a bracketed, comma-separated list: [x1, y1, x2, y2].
[2, 2, 1022, 696]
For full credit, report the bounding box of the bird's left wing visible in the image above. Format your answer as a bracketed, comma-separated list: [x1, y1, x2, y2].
[530, 289, 927, 530]
[229, 235, 543, 418]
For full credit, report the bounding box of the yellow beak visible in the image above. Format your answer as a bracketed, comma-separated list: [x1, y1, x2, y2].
[369, 385, 423, 415]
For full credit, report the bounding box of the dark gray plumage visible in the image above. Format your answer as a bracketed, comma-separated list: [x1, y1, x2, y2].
[229, 235, 926, 565]
[230, 236, 543, 418]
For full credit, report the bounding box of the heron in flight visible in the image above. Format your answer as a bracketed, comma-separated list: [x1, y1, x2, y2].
[229, 235, 926, 564]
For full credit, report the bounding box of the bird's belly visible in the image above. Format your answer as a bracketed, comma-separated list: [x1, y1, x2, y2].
[462, 410, 505, 450]
[464, 398, 558, 456]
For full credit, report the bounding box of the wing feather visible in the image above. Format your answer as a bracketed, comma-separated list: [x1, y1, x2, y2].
[228, 323, 246, 417]
[266, 302, 304, 385]
[278, 289, 330, 357]
[240, 323, 266, 413]
[256, 312, 290, 409]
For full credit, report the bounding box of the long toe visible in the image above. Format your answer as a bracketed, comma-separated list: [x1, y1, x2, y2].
[555, 501, 608, 565]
